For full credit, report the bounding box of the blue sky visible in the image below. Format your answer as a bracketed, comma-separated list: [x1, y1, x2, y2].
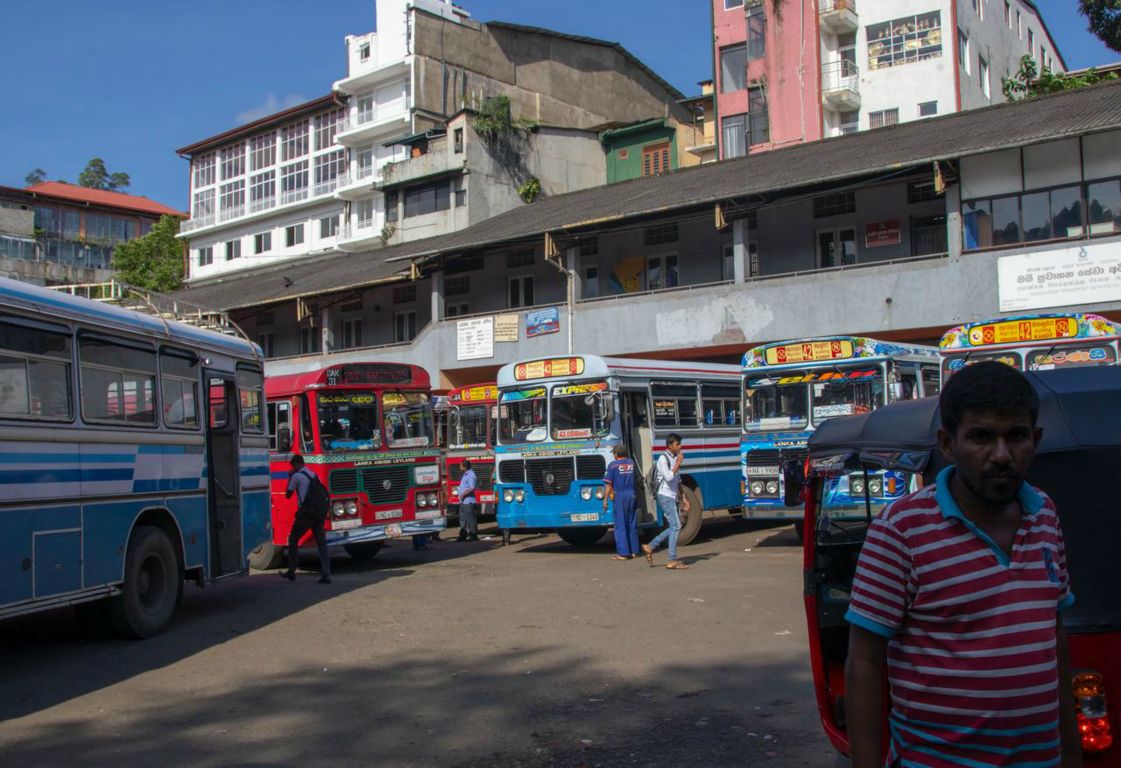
[0, 1, 1114, 211]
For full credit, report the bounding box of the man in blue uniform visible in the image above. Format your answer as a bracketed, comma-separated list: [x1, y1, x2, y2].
[603, 444, 639, 560]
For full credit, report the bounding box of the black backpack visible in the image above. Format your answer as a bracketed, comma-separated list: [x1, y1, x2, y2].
[299, 470, 331, 523]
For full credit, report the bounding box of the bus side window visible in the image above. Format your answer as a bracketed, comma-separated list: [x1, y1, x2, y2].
[237, 367, 264, 434]
[701, 383, 741, 428]
[0, 319, 73, 421]
[299, 394, 314, 452]
[921, 366, 941, 397]
[79, 334, 157, 426]
[651, 383, 698, 428]
[208, 379, 228, 428]
[901, 372, 918, 401]
[268, 401, 291, 452]
[160, 349, 199, 429]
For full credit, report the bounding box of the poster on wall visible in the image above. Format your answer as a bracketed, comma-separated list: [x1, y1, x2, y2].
[998, 241, 1121, 313]
[456, 317, 494, 360]
[865, 220, 901, 248]
[525, 307, 560, 338]
[494, 314, 520, 342]
[609, 256, 646, 293]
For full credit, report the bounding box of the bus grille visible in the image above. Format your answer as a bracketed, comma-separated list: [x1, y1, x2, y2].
[498, 459, 526, 484]
[448, 462, 495, 490]
[527, 457, 575, 496]
[746, 448, 807, 475]
[575, 455, 606, 480]
[330, 469, 359, 494]
[360, 465, 411, 504]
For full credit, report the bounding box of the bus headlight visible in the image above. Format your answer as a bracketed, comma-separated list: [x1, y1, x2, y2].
[332, 501, 345, 517]
[749, 480, 765, 496]
[580, 487, 592, 501]
[503, 489, 514, 503]
[594, 486, 605, 500]
[417, 494, 429, 508]
[765, 480, 779, 496]
[344, 500, 359, 516]
[515, 489, 526, 503]
[868, 478, 884, 496]
[850, 477, 865, 495]
[426, 492, 439, 507]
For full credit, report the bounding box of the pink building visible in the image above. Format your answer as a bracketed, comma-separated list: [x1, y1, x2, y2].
[713, 0, 1065, 160]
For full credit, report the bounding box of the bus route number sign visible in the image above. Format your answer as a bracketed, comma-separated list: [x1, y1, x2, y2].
[514, 357, 585, 381]
[967, 317, 1078, 346]
[765, 340, 854, 365]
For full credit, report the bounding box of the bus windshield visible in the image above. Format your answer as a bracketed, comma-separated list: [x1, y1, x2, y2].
[744, 376, 809, 432]
[499, 387, 547, 443]
[810, 367, 886, 424]
[382, 390, 434, 448]
[550, 381, 612, 440]
[316, 391, 381, 452]
[451, 404, 489, 449]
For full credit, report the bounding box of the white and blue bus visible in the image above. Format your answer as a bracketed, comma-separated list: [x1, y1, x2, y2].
[741, 337, 940, 535]
[495, 355, 743, 547]
[0, 278, 270, 637]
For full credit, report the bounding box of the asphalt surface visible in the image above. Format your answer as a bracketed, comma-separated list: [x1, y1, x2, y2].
[0, 516, 838, 767]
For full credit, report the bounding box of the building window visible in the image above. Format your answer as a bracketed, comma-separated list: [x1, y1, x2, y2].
[193, 154, 216, 188]
[250, 134, 276, 171]
[817, 228, 857, 268]
[225, 240, 241, 261]
[1004, 1, 1011, 26]
[299, 326, 320, 355]
[285, 224, 304, 247]
[453, 128, 464, 153]
[813, 191, 856, 218]
[455, 188, 467, 207]
[644, 222, 679, 246]
[749, 242, 760, 276]
[404, 180, 451, 218]
[911, 214, 948, 256]
[249, 171, 275, 212]
[907, 178, 942, 203]
[198, 246, 213, 267]
[918, 100, 938, 117]
[220, 143, 245, 180]
[385, 191, 399, 223]
[646, 254, 679, 291]
[313, 150, 346, 195]
[869, 109, 899, 129]
[724, 0, 743, 8]
[219, 180, 245, 219]
[192, 189, 215, 220]
[282, 120, 309, 161]
[508, 275, 535, 308]
[393, 284, 417, 304]
[357, 92, 375, 124]
[320, 216, 338, 238]
[1028, 29, 1035, 57]
[1017, 11, 1022, 38]
[584, 266, 599, 298]
[580, 237, 599, 257]
[1041, 46, 1048, 70]
[359, 42, 370, 61]
[839, 110, 859, 135]
[394, 312, 417, 343]
[979, 55, 990, 97]
[722, 114, 748, 159]
[280, 161, 309, 204]
[720, 44, 747, 93]
[446, 303, 470, 318]
[867, 12, 942, 71]
[341, 318, 363, 349]
[962, 184, 1091, 250]
[972, 0, 982, 20]
[356, 198, 375, 229]
[257, 333, 274, 358]
[314, 109, 343, 151]
[959, 30, 971, 73]
[747, 7, 766, 60]
[446, 275, 470, 296]
[642, 142, 671, 176]
[747, 86, 769, 145]
[506, 249, 535, 268]
[254, 232, 271, 254]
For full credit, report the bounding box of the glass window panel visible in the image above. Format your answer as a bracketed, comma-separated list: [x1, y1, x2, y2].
[991, 196, 1021, 245]
[962, 199, 992, 249]
[1087, 179, 1121, 234]
[721, 44, 747, 93]
[1021, 191, 1051, 241]
[1050, 185, 1083, 238]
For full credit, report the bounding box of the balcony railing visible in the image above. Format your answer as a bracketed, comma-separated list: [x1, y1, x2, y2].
[249, 195, 276, 213]
[314, 179, 339, 197]
[280, 188, 309, 206]
[819, 0, 858, 33]
[821, 60, 861, 109]
[181, 215, 214, 233]
[339, 221, 377, 241]
[820, 0, 856, 13]
[219, 205, 244, 223]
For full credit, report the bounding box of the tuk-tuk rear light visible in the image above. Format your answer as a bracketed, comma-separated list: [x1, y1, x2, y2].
[1073, 672, 1112, 752]
[1078, 714, 1113, 753]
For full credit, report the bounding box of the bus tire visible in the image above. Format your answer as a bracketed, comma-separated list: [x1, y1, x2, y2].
[344, 542, 384, 562]
[108, 525, 180, 639]
[558, 527, 607, 547]
[676, 486, 704, 546]
[248, 540, 285, 570]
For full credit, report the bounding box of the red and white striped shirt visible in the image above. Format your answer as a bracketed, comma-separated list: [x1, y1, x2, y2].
[846, 466, 1074, 767]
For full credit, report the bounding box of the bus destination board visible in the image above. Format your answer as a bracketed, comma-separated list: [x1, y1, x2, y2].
[966, 317, 1078, 347]
[513, 357, 585, 381]
[764, 340, 854, 366]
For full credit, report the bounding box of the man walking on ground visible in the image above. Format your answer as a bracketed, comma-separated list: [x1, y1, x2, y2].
[603, 444, 639, 560]
[280, 455, 331, 584]
[642, 434, 690, 570]
[457, 459, 479, 542]
[845, 361, 1080, 767]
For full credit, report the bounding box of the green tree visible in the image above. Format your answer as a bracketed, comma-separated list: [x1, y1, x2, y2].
[78, 158, 131, 191]
[1002, 54, 1117, 100]
[111, 215, 184, 292]
[1080, 0, 1121, 53]
[24, 168, 46, 186]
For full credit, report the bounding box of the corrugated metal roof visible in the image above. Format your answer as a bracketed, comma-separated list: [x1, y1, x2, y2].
[20, 182, 186, 218]
[172, 80, 1121, 313]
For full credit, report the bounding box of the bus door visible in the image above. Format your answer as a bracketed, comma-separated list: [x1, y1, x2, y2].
[621, 389, 655, 525]
[205, 373, 244, 578]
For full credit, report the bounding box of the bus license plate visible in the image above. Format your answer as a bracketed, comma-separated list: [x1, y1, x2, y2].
[333, 519, 362, 531]
[386, 524, 403, 539]
[571, 513, 599, 522]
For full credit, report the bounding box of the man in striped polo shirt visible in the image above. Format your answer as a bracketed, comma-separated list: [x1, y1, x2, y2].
[845, 361, 1081, 767]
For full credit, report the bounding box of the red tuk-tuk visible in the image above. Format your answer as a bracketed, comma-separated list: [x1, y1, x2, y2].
[795, 366, 1120, 763]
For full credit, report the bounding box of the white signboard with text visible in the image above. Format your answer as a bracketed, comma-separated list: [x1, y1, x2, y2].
[456, 317, 494, 360]
[998, 241, 1121, 313]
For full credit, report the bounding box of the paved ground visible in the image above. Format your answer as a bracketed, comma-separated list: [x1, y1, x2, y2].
[0, 516, 838, 767]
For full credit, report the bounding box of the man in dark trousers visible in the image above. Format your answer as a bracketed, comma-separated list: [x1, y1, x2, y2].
[457, 459, 479, 541]
[280, 454, 331, 584]
[603, 444, 639, 560]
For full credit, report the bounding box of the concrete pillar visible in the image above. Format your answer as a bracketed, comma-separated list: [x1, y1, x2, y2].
[732, 218, 747, 283]
[319, 307, 332, 353]
[565, 247, 578, 354]
[430, 269, 445, 322]
[945, 183, 963, 260]
[566, 247, 582, 300]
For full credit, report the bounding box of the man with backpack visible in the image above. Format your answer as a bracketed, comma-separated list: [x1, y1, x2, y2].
[280, 454, 332, 584]
[642, 433, 690, 570]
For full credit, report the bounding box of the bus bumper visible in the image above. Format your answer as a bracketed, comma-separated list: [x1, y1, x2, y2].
[324, 516, 447, 548]
[496, 483, 607, 529]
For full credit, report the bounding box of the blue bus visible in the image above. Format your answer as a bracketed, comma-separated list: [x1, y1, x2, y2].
[740, 337, 940, 535]
[0, 278, 270, 637]
[495, 355, 742, 547]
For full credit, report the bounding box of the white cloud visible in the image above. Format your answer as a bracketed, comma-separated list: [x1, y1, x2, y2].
[235, 94, 308, 125]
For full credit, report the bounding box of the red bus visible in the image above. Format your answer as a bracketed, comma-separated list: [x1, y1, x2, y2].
[250, 362, 444, 568]
[443, 384, 497, 522]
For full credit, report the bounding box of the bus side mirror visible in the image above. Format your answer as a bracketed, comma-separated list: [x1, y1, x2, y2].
[276, 426, 292, 453]
[782, 460, 806, 507]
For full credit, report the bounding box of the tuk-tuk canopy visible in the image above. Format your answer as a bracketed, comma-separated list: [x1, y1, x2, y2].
[808, 366, 1121, 473]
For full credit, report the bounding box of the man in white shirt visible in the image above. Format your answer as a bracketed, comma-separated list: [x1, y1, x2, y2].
[642, 433, 689, 570]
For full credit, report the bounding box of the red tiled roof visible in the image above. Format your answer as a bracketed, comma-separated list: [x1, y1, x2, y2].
[24, 182, 186, 218]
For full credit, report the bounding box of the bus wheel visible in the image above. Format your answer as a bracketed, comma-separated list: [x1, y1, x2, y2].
[676, 487, 704, 546]
[558, 527, 607, 547]
[344, 542, 384, 562]
[248, 540, 285, 570]
[109, 525, 180, 639]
